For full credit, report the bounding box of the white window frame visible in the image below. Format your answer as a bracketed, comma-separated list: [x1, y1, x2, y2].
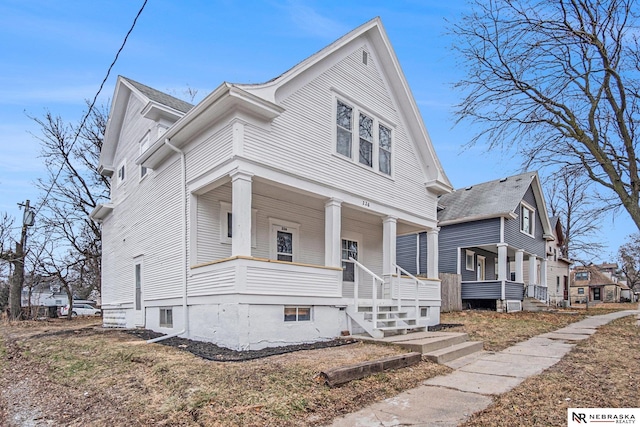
[520, 202, 535, 237]
[116, 159, 126, 187]
[139, 132, 150, 180]
[341, 238, 360, 283]
[465, 250, 475, 271]
[269, 218, 300, 263]
[284, 306, 312, 322]
[159, 307, 173, 328]
[477, 255, 486, 281]
[219, 202, 257, 247]
[333, 94, 394, 177]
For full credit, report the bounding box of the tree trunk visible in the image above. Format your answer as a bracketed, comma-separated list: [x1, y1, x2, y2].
[8, 242, 24, 320]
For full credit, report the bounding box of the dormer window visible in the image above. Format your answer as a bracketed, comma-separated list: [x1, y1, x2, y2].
[335, 98, 392, 176]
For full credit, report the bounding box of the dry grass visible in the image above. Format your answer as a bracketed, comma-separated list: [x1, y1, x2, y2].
[460, 314, 640, 426]
[441, 303, 638, 351]
[0, 318, 449, 426]
[1, 303, 636, 426]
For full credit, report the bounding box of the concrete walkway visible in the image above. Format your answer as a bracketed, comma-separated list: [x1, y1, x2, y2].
[329, 309, 638, 427]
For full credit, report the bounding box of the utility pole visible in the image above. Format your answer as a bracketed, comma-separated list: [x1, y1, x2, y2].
[8, 200, 35, 320]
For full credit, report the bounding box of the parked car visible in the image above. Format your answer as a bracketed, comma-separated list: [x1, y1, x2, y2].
[60, 303, 101, 317]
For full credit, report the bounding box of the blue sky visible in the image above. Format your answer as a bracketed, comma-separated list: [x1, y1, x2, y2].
[0, 0, 633, 261]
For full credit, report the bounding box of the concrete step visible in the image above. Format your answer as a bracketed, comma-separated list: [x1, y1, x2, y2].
[390, 332, 470, 354]
[423, 341, 484, 364]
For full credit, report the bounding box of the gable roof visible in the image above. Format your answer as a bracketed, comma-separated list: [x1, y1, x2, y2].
[238, 17, 451, 194]
[571, 265, 617, 286]
[437, 171, 554, 238]
[99, 76, 195, 175]
[124, 77, 194, 114]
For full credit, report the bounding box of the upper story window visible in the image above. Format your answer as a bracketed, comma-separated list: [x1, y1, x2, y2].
[336, 98, 392, 176]
[520, 203, 535, 236]
[139, 133, 150, 179]
[116, 160, 126, 187]
[575, 271, 589, 281]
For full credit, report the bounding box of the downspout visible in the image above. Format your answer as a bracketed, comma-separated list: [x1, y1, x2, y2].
[147, 138, 188, 343]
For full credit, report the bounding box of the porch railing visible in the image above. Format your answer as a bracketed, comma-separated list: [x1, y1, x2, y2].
[393, 264, 428, 320]
[527, 284, 548, 303]
[349, 257, 384, 322]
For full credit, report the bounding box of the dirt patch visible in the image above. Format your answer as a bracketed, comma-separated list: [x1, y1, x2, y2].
[124, 328, 358, 361]
[0, 318, 449, 426]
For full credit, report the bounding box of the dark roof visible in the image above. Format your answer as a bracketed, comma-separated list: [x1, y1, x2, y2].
[122, 77, 194, 114]
[438, 172, 537, 223]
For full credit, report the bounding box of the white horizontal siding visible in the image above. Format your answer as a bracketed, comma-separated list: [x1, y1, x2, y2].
[189, 265, 236, 296]
[396, 278, 440, 301]
[196, 186, 232, 264]
[245, 264, 340, 297]
[102, 93, 184, 308]
[242, 46, 437, 219]
[185, 123, 233, 182]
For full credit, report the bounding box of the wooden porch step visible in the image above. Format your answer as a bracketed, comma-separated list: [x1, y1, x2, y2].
[423, 341, 484, 364]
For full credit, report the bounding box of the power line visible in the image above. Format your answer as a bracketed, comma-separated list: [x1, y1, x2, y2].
[35, 0, 149, 217]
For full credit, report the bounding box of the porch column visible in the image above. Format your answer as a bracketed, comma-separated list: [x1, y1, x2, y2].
[382, 216, 397, 276]
[426, 228, 439, 278]
[324, 198, 342, 268]
[230, 170, 253, 257]
[497, 243, 508, 281]
[515, 249, 524, 283]
[540, 257, 547, 287]
[528, 255, 538, 285]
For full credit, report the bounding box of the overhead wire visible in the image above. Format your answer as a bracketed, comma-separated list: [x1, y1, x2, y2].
[34, 0, 149, 217]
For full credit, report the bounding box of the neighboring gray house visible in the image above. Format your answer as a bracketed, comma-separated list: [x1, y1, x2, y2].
[397, 172, 554, 311]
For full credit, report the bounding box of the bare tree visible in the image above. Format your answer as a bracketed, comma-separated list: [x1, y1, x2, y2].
[29, 103, 109, 300]
[618, 233, 640, 292]
[545, 167, 605, 263]
[451, 0, 640, 229]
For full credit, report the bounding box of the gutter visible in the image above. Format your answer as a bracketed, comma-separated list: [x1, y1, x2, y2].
[147, 138, 188, 344]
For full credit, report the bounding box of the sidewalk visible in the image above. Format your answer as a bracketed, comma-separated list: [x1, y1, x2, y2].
[329, 309, 638, 427]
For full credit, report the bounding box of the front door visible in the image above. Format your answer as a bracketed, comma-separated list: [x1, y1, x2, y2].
[477, 256, 486, 281]
[270, 222, 299, 262]
[593, 287, 601, 301]
[341, 239, 359, 297]
[563, 276, 569, 300]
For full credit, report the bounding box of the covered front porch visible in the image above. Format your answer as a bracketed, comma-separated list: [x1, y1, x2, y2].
[460, 243, 548, 309]
[186, 166, 441, 342]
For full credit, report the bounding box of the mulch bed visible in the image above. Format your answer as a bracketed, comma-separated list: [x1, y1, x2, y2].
[124, 329, 359, 362]
[428, 323, 463, 331]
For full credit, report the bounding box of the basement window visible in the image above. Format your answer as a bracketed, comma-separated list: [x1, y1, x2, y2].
[159, 308, 173, 328]
[284, 306, 311, 322]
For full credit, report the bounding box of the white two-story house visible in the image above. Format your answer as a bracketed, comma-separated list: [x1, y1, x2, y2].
[92, 18, 452, 350]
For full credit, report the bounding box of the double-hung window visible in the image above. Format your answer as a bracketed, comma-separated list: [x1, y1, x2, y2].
[336, 98, 392, 176]
[520, 203, 535, 236]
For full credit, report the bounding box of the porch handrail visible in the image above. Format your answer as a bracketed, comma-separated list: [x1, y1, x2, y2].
[349, 257, 384, 318]
[393, 264, 426, 320]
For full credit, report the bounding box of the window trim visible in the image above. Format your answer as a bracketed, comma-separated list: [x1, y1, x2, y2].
[465, 250, 475, 271]
[219, 201, 257, 247]
[519, 202, 535, 237]
[159, 307, 173, 328]
[269, 218, 300, 263]
[341, 238, 359, 283]
[284, 306, 312, 322]
[333, 94, 394, 178]
[116, 159, 126, 187]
